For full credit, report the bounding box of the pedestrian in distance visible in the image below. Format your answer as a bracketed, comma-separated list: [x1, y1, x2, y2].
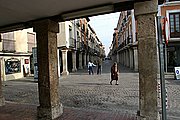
[97, 58, 102, 75]
[88, 60, 96, 75]
[110, 62, 119, 85]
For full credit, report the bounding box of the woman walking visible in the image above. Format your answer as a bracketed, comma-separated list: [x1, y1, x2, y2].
[110, 62, 119, 85]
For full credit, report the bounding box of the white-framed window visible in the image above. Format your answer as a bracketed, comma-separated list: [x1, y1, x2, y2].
[167, 10, 180, 38]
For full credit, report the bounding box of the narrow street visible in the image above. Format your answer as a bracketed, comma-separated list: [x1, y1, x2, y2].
[0, 60, 180, 119]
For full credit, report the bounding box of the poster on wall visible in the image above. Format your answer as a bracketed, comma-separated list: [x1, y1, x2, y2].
[5, 58, 21, 75]
[175, 67, 180, 80]
[23, 59, 30, 76]
[32, 47, 38, 80]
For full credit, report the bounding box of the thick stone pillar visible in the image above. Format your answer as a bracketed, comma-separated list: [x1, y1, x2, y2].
[33, 19, 63, 120]
[134, 47, 139, 71]
[61, 49, 69, 75]
[135, 0, 158, 119]
[72, 51, 77, 72]
[79, 52, 83, 69]
[0, 59, 5, 106]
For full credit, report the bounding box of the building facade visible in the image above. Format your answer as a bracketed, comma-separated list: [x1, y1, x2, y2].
[57, 18, 105, 76]
[159, 0, 180, 72]
[109, 10, 138, 71]
[0, 18, 105, 80]
[0, 28, 36, 81]
[110, 1, 180, 72]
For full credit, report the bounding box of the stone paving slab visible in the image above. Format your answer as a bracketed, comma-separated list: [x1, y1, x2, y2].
[0, 102, 37, 120]
[1, 60, 180, 119]
[0, 102, 137, 120]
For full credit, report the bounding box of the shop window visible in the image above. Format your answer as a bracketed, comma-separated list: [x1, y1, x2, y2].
[5, 58, 21, 74]
[169, 12, 180, 38]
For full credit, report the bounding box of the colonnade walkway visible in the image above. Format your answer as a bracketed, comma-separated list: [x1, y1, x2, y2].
[0, 60, 180, 119]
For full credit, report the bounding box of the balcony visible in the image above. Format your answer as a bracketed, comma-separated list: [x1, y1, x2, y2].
[77, 41, 84, 51]
[69, 37, 75, 48]
[126, 35, 132, 44]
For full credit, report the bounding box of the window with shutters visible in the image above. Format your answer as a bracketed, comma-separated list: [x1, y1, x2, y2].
[2, 32, 15, 52]
[169, 12, 180, 38]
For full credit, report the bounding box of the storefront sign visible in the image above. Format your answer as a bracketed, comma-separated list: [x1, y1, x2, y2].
[175, 67, 180, 80]
[32, 47, 38, 80]
[25, 59, 29, 64]
[5, 58, 21, 74]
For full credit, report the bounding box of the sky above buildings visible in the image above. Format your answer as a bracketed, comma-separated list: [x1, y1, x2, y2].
[89, 12, 120, 56]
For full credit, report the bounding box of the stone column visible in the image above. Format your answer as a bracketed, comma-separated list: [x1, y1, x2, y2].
[117, 52, 119, 63]
[129, 49, 134, 69]
[79, 52, 83, 69]
[72, 51, 77, 72]
[87, 54, 89, 63]
[134, 47, 139, 71]
[127, 50, 130, 67]
[121, 53, 123, 64]
[57, 49, 61, 78]
[0, 59, 5, 106]
[124, 51, 126, 66]
[33, 19, 63, 120]
[84, 53, 87, 67]
[135, 0, 158, 119]
[61, 49, 69, 75]
[125, 51, 127, 66]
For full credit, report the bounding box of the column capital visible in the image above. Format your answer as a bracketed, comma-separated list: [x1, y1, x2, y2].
[134, 0, 158, 16]
[61, 49, 68, 52]
[33, 19, 59, 33]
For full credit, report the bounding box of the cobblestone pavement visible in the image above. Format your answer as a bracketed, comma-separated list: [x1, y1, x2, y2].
[1, 60, 180, 119]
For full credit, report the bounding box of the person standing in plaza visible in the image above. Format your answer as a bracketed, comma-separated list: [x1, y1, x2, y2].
[88, 60, 96, 75]
[97, 58, 102, 75]
[110, 62, 119, 85]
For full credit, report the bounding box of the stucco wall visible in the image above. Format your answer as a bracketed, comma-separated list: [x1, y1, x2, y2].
[57, 22, 66, 47]
[15, 30, 28, 53]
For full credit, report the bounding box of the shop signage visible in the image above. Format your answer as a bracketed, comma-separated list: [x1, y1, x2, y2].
[175, 67, 180, 80]
[5, 58, 21, 74]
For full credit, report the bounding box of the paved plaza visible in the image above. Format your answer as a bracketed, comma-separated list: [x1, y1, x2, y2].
[1, 60, 180, 119]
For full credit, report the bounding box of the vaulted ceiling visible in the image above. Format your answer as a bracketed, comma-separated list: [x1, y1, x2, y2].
[0, 0, 164, 32]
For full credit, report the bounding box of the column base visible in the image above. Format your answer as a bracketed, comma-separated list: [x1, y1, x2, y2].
[37, 103, 63, 120]
[78, 66, 83, 69]
[62, 71, 69, 76]
[0, 96, 5, 106]
[136, 110, 160, 120]
[72, 68, 77, 72]
[137, 115, 160, 120]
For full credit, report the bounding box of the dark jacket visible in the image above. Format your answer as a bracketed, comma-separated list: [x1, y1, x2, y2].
[111, 64, 119, 80]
